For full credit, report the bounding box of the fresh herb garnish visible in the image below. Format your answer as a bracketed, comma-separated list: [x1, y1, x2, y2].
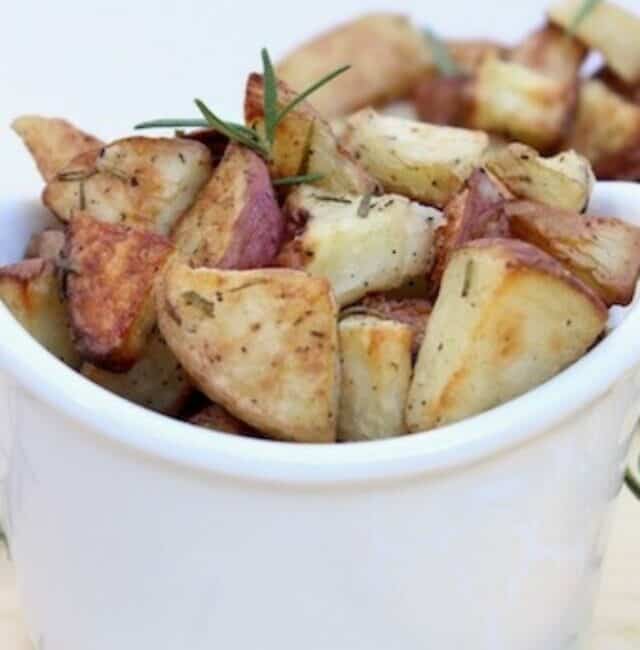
[357, 192, 374, 218]
[423, 28, 461, 78]
[569, 0, 603, 34]
[182, 291, 216, 317]
[461, 259, 474, 298]
[273, 173, 325, 187]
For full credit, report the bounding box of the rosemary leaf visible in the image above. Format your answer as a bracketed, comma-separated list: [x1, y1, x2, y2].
[135, 118, 209, 130]
[626, 468, 640, 500]
[569, 0, 603, 34]
[273, 173, 325, 187]
[424, 28, 461, 78]
[275, 65, 351, 126]
[357, 192, 373, 218]
[261, 48, 279, 148]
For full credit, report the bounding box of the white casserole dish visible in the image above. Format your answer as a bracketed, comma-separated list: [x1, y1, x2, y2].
[0, 182, 639, 650]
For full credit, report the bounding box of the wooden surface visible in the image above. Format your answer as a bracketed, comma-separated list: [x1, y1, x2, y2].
[0, 488, 638, 649]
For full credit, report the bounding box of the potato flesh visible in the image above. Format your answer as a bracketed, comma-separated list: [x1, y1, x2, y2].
[484, 144, 595, 212]
[279, 186, 443, 306]
[0, 259, 80, 368]
[407, 239, 607, 431]
[156, 263, 340, 443]
[342, 109, 489, 208]
[338, 316, 413, 442]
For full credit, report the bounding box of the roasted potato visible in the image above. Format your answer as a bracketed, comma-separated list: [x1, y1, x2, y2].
[447, 39, 506, 74]
[338, 316, 413, 442]
[245, 74, 377, 194]
[549, 0, 640, 85]
[413, 76, 470, 127]
[595, 66, 640, 107]
[12, 115, 103, 182]
[278, 186, 443, 306]
[505, 200, 640, 306]
[277, 14, 432, 118]
[25, 229, 66, 263]
[565, 80, 640, 168]
[0, 258, 80, 368]
[468, 56, 573, 153]
[429, 169, 511, 292]
[156, 262, 340, 443]
[341, 109, 489, 208]
[484, 143, 595, 212]
[44, 137, 213, 234]
[82, 329, 191, 415]
[189, 403, 256, 436]
[65, 212, 174, 370]
[407, 239, 607, 431]
[172, 144, 284, 269]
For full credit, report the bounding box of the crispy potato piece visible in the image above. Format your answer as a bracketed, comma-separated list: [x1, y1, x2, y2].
[338, 316, 413, 442]
[278, 186, 443, 306]
[484, 143, 595, 212]
[277, 14, 431, 118]
[156, 263, 340, 443]
[341, 109, 489, 208]
[448, 40, 507, 74]
[429, 169, 511, 293]
[566, 80, 640, 167]
[12, 115, 103, 182]
[66, 212, 174, 371]
[81, 329, 191, 415]
[510, 23, 585, 85]
[468, 56, 573, 152]
[549, 0, 640, 84]
[43, 137, 212, 234]
[407, 239, 607, 431]
[245, 74, 378, 194]
[189, 403, 256, 436]
[25, 229, 66, 263]
[172, 144, 284, 269]
[0, 259, 80, 368]
[413, 76, 470, 127]
[505, 200, 640, 306]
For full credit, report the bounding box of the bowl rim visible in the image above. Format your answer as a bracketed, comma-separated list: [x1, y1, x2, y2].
[1, 181, 640, 485]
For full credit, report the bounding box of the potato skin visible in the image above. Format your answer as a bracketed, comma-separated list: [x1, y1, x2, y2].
[156, 262, 340, 443]
[338, 316, 413, 442]
[505, 200, 640, 306]
[43, 137, 213, 234]
[189, 403, 256, 436]
[172, 144, 284, 270]
[12, 115, 103, 182]
[407, 238, 607, 431]
[65, 212, 174, 371]
[0, 258, 81, 368]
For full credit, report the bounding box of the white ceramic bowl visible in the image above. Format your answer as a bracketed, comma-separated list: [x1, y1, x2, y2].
[0, 183, 640, 650]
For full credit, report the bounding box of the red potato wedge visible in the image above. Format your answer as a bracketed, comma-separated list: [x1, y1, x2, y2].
[505, 200, 640, 306]
[172, 144, 284, 269]
[277, 14, 432, 119]
[413, 76, 471, 127]
[25, 229, 66, 263]
[245, 74, 378, 194]
[338, 316, 413, 442]
[82, 328, 192, 416]
[407, 238, 607, 431]
[278, 186, 443, 307]
[65, 212, 174, 371]
[156, 262, 340, 443]
[189, 403, 257, 436]
[43, 137, 213, 234]
[0, 258, 81, 368]
[12, 115, 103, 182]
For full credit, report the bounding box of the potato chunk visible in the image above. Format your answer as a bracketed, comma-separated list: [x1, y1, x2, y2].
[468, 56, 572, 152]
[189, 403, 256, 436]
[484, 144, 594, 212]
[338, 316, 413, 442]
[245, 74, 377, 194]
[172, 144, 284, 269]
[43, 137, 212, 234]
[25, 229, 66, 263]
[66, 213, 174, 370]
[81, 329, 191, 415]
[0, 259, 80, 368]
[156, 262, 340, 443]
[12, 115, 103, 182]
[277, 186, 443, 306]
[276, 14, 431, 119]
[549, 0, 640, 84]
[505, 200, 640, 306]
[407, 239, 607, 431]
[342, 109, 489, 208]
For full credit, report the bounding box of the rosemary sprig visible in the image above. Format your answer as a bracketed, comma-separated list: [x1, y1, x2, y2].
[273, 173, 325, 186]
[424, 28, 461, 78]
[569, 0, 603, 34]
[261, 48, 280, 148]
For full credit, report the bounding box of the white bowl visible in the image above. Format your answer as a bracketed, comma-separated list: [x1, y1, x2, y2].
[0, 183, 639, 650]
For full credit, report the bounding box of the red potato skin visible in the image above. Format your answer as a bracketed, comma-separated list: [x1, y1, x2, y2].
[413, 76, 472, 127]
